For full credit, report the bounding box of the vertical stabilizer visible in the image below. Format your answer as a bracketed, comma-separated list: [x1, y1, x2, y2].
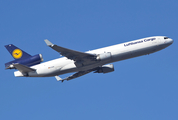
[5, 44, 31, 60]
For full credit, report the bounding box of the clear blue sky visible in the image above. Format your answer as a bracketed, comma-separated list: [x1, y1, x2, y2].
[1, 0, 178, 120]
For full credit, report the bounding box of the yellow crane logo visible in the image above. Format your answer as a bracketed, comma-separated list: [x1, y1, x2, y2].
[12, 49, 23, 59]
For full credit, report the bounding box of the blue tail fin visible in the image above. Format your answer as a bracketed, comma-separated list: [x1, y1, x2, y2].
[5, 44, 31, 60]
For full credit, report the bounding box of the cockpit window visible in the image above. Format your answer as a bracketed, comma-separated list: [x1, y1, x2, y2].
[164, 37, 169, 39]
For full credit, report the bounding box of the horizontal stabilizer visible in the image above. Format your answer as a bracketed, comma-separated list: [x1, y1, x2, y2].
[13, 63, 36, 73]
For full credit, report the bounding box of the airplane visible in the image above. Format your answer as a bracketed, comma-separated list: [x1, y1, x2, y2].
[5, 36, 173, 82]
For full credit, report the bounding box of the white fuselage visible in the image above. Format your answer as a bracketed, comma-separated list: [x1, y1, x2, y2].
[14, 36, 173, 77]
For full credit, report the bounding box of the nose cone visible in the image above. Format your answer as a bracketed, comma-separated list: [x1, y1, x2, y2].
[168, 38, 174, 45]
[163, 37, 173, 46]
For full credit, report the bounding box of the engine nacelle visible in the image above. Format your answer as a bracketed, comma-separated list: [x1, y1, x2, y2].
[94, 64, 114, 73]
[5, 54, 43, 69]
[96, 52, 112, 61]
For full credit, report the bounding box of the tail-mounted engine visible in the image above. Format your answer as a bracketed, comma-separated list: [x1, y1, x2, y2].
[5, 54, 43, 69]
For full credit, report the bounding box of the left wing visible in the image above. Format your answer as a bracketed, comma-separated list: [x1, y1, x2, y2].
[56, 70, 93, 82]
[44, 39, 96, 62]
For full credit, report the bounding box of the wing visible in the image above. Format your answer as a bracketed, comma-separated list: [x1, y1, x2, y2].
[13, 63, 36, 73]
[56, 70, 93, 82]
[44, 39, 96, 61]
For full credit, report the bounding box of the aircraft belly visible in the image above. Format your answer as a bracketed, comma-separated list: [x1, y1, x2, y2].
[57, 61, 105, 75]
[49, 61, 108, 76]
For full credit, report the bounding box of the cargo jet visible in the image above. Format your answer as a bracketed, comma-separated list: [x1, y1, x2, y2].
[5, 36, 173, 82]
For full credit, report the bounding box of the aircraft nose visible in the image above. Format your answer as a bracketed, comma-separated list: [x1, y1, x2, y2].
[169, 38, 174, 44]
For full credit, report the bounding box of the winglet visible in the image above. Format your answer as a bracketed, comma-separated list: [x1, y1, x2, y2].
[55, 76, 63, 81]
[44, 39, 54, 47]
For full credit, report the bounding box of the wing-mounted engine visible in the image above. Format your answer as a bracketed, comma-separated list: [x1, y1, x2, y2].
[96, 52, 112, 61]
[94, 64, 114, 73]
[5, 54, 43, 69]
